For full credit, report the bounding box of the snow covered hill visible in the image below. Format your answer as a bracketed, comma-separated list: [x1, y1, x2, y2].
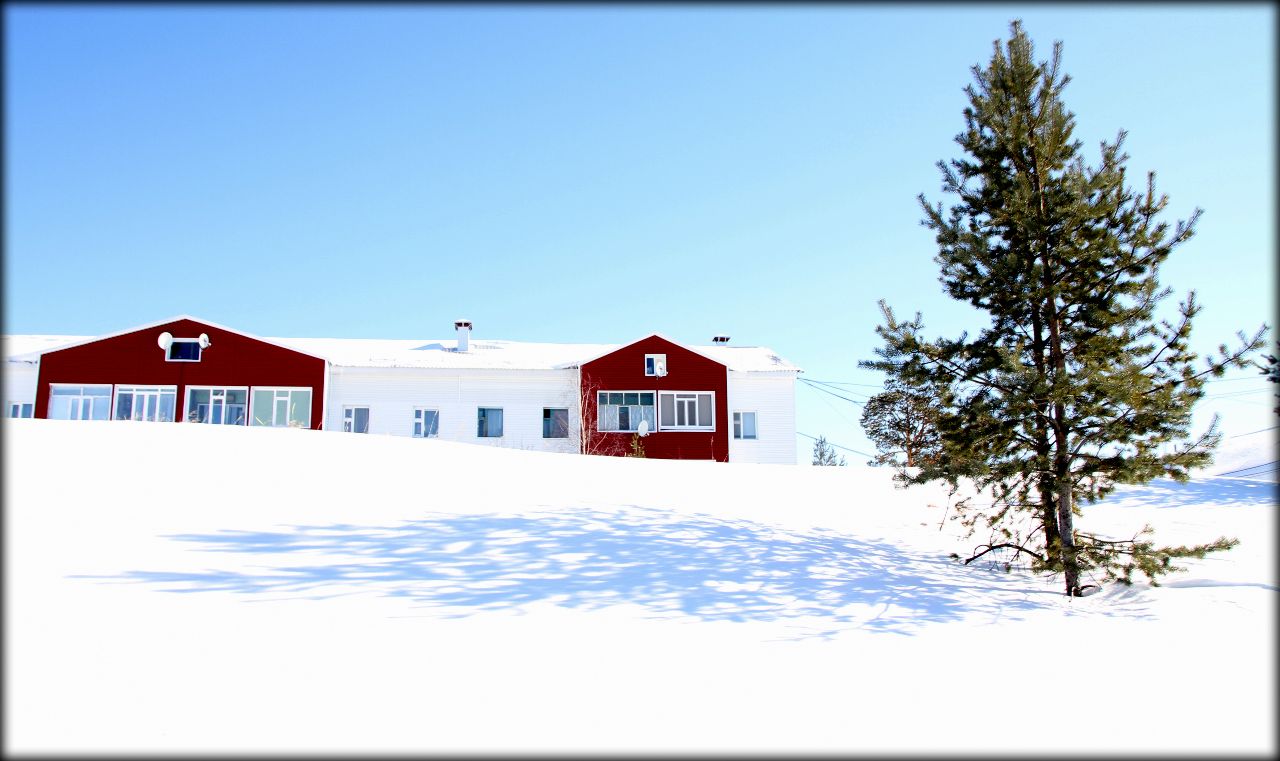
[5, 419, 1276, 754]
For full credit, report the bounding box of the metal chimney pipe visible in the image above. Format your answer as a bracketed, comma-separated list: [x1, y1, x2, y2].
[454, 319, 472, 352]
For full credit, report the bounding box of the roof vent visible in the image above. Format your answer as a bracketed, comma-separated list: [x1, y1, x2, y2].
[454, 319, 472, 352]
[712, 335, 731, 344]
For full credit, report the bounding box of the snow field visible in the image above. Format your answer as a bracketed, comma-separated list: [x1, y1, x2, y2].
[4, 419, 1275, 754]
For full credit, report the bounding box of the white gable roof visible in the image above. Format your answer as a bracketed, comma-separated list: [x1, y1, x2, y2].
[3, 335, 92, 363]
[4, 329, 801, 374]
[270, 336, 801, 373]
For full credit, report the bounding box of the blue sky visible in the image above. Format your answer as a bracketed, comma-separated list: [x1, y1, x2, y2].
[6, 5, 1275, 461]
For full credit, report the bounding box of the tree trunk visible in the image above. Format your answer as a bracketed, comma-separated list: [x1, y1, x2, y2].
[1055, 435, 1080, 595]
[1031, 303, 1061, 551]
[1047, 302, 1080, 596]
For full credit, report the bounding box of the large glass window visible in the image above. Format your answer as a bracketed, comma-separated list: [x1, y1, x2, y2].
[7, 402, 34, 418]
[733, 411, 758, 440]
[48, 385, 112, 421]
[253, 388, 312, 428]
[114, 386, 177, 422]
[413, 408, 439, 438]
[343, 406, 369, 433]
[543, 408, 569, 438]
[186, 387, 248, 425]
[658, 391, 714, 430]
[597, 391, 655, 432]
[477, 407, 503, 438]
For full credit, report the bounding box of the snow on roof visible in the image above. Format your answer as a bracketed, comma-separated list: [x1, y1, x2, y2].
[3, 335, 92, 363]
[3, 332, 801, 373]
[270, 336, 802, 373]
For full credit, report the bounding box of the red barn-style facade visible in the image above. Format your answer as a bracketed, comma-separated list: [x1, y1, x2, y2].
[34, 317, 327, 429]
[578, 335, 729, 462]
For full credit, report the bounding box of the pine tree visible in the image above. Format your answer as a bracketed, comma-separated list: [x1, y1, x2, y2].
[1258, 342, 1280, 417]
[860, 381, 942, 471]
[864, 20, 1266, 596]
[812, 436, 847, 466]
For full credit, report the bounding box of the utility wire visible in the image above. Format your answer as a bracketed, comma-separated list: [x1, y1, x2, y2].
[801, 379, 886, 389]
[806, 379, 864, 431]
[1214, 460, 1279, 477]
[798, 378, 865, 405]
[1204, 374, 1272, 384]
[795, 431, 877, 459]
[1229, 425, 1279, 438]
[803, 378, 873, 395]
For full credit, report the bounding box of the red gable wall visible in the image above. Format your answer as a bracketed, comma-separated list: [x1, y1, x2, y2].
[35, 318, 327, 428]
[580, 335, 728, 462]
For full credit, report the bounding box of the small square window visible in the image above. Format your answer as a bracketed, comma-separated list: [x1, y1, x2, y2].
[733, 411, 758, 440]
[167, 340, 201, 362]
[644, 354, 667, 376]
[414, 408, 439, 438]
[477, 407, 503, 438]
[344, 406, 370, 433]
[543, 408, 569, 438]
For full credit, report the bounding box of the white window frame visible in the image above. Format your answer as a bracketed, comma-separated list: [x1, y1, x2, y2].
[165, 339, 203, 363]
[48, 383, 113, 421]
[733, 411, 758, 440]
[251, 387, 313, 428]
[413, 407, 440, 438]
[596, 390, 657, 433]
[113, 385, 178, 422]
[658, 390, 716, 431]
[7, 402, 34, 418]
[343, 405, 370, 433]
[184, 386, 250, 425]
[644, 354, 667, 377]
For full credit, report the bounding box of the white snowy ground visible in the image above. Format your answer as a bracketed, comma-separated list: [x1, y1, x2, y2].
[5, 420, 1276, 755]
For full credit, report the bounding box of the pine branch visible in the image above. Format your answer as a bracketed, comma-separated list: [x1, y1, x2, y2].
[963, 542, 1046, 565]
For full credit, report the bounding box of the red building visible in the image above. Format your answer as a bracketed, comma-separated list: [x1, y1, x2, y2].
[34, 316, 327, 429]
[579, 334, 729, 462]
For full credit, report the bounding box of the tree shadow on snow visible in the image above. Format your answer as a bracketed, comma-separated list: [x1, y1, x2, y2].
[82, 506, 1125, 637]
[1099, 477, 1277, 509]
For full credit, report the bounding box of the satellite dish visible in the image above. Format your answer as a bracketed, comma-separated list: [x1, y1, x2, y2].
[636, 419, 650, 437]
[157, 332, 173, 351]
[198, 333, 211, 349]
[655, 360, 668, 377]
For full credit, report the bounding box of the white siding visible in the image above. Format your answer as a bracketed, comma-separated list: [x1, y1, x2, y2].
[326, 366, 581, 454]
[727, 371, 797, 464]
[4, 360, 39, 412]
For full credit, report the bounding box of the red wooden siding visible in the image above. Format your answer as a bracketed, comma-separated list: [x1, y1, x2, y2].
[580, 335, 728, 462]
[35, 318, 327, 428]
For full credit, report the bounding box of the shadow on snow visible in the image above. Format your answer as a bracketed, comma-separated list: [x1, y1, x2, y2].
[82, 506, 1120, 637]
[1099, 477, 1277, 509]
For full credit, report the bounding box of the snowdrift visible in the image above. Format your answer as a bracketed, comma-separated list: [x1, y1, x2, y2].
[5, 419, 1275, 754]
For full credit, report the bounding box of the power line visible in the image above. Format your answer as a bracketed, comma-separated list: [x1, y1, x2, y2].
[1214, 460, 1279, 477]
[1204, 374, 1273, 384]
[1204, 387, 1271, 399]
[1229, 425, 1279, 438]
[803, 378, 873, 396]
[801, 379, 885, 389]
[796, 431, 877, 459]
[804, 378, 864, 431]
[798, 378, 865, 405]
